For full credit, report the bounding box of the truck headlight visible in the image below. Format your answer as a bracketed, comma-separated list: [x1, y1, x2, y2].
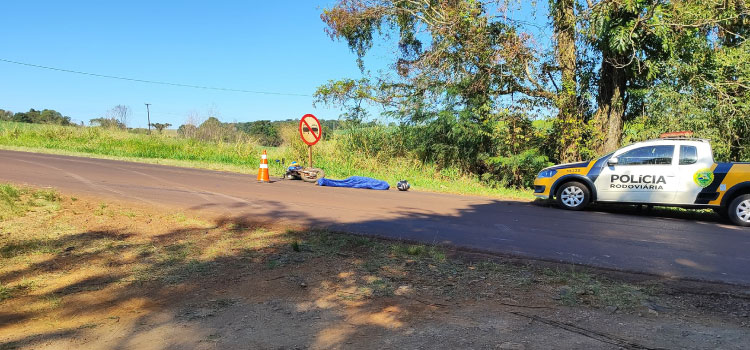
[537, 169, 557, 178]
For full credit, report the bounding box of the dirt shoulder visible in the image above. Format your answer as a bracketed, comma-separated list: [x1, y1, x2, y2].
[1, 186, 749, 350]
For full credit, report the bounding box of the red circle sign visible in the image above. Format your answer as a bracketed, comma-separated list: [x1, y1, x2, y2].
[299, 114, 322, 146]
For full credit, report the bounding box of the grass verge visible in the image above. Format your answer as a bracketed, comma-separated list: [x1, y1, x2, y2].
[0, 183, 60, 221]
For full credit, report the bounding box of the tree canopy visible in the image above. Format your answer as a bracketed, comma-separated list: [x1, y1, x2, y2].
[316, 0, 750, 168]
[2, 108, 73, 126]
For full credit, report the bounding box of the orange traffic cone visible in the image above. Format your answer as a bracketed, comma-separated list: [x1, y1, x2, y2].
[257, 150, 270, 183]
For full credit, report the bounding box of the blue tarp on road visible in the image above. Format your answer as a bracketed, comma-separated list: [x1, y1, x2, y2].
[317, 176, 390, 190]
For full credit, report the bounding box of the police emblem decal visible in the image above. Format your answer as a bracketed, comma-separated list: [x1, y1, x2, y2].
[693, 168, 714, 188]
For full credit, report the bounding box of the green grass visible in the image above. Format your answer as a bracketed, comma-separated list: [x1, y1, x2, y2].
[0, 121, 265, 167]
[0, 121, 534, 199]
[0, 184, 23, 219]
[390, 244, 446, 261]
[0, 283, 12, 301]
[0, 183, 61, 220]
[540, 267, 650, 309]
[0, 280, 36, 302]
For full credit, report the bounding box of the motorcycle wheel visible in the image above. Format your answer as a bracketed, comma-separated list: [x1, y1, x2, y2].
[301, 168, 325, 183]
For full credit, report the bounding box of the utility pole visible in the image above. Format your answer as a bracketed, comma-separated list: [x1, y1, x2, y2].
[144, 103, 152, 135]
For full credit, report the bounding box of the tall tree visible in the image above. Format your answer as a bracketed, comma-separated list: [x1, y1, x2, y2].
[646, 0, 750, 161]
[587, 0, 750, 158]
[0, 109, 14, 121]
[12, 108, 71, 125]
[550, 0, 581, 162]
[714, 0, 750, 160]
[318, 0, 557, 172]
[39, 109, 71, 125]
[582, 0, 681, 154]
[585, 1, 643, 154]
[320, 0, 555, 114]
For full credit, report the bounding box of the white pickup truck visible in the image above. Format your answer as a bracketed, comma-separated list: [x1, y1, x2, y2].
[533, 137, 750, 226]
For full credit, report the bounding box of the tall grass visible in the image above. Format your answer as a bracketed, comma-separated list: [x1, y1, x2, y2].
[277, 124, 533, 198]
[0, 184, 23, 220]
[0, 122, 264, 166]
[0, 121, 534, 199]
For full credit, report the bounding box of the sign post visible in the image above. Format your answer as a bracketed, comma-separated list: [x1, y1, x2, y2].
[308, 144, 313, 168]
[298, 114, 322, 168]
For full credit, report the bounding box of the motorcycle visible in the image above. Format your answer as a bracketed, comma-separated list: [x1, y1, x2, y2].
[284, 162, 325, 183]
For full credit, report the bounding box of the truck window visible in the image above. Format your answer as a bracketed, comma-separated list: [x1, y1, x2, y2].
[618, 145, 674, 165]
[679, 145, 698, 165]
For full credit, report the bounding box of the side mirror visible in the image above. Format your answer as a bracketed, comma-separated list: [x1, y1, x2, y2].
[607, 157, 619, 166]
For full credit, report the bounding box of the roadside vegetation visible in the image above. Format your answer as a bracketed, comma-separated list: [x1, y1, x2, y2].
[0, 183, 60, 221]
[0, 184, 62, 302]
[0, 120, 535, 199]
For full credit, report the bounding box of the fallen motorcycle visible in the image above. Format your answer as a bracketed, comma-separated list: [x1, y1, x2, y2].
[284, 162, 325, 183]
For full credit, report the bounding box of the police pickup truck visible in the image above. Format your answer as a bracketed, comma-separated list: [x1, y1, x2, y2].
[533, 136, 750, 226]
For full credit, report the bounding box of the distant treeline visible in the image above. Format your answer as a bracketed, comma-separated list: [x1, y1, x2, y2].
[176, 117, 344, 146]
[0, 108, 73, 126]
[0, 107, 344, 147]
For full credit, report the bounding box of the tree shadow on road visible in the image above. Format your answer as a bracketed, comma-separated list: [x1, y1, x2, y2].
[2, 196, 749, 349]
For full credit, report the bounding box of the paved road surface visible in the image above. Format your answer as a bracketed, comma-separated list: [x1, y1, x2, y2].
[2, 150, 749, 285]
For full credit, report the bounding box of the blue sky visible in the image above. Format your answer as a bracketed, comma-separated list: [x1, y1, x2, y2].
[0, 1, 549, 128]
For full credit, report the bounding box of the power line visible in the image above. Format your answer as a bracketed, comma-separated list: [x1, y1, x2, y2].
[0, 58, 312, 97]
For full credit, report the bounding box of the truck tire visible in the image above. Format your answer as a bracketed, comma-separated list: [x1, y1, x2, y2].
[727, 194, 750, 227]
[555, 181, 590, 211]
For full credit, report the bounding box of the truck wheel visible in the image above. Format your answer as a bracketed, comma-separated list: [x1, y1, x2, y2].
[727, 194, 750, 227]
[555, 182, 590, 211]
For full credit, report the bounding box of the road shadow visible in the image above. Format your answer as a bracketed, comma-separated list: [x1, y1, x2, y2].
[2, 195, 750, 349]
[0, 216, 379, 348]
[532, 198, 724, 223]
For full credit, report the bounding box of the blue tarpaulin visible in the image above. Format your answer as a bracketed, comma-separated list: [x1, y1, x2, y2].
[317, 176, 390, 190]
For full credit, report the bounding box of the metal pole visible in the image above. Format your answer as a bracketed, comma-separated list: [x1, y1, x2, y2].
[144, 103, 151, 135]
[308, 145, 313, 168]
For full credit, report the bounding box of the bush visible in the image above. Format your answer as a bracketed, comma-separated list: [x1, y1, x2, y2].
[90, 117, 125, 129]
[329, 110, 550, 188]
[486, 149, 551, 188]
[10, 108, 73, 126]
[236, 121, 283, 147]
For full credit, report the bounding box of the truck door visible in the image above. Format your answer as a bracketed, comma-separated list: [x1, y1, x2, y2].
[595, 144, 678, 203]
[673, 144, 714, 204]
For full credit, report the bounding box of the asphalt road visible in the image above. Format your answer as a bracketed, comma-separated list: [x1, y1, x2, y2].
[2, 149, 749, 285]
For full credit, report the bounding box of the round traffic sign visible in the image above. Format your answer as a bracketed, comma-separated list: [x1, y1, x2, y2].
[299, 114, 322, 146]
